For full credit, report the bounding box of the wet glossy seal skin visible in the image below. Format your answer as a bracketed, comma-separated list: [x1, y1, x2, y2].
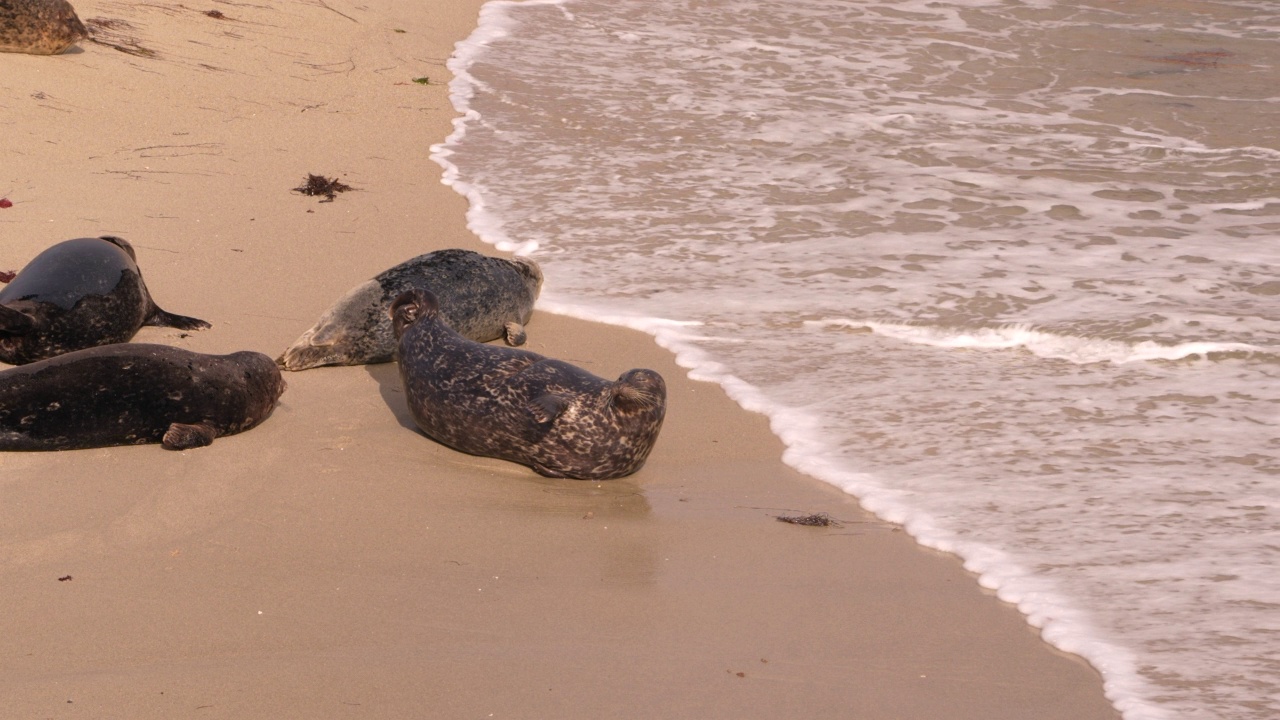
[392, 288, 666, 480]
[0, 236, 211, 365]
[0, 344, 286, 451]
[278, 248, 543, 371]
[0, 0, 88, 55]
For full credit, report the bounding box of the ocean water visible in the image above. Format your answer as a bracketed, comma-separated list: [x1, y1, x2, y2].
[430, 1, 1280, 718]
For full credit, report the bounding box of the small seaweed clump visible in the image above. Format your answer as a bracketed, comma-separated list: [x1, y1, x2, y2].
[294, 174, 353, 202]
[775, 513, 839, 527]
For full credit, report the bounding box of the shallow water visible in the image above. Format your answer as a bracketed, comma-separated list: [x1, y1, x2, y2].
[433, 1, 1280, 718]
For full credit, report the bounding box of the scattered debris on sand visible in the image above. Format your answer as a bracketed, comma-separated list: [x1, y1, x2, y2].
[774, 513, 841, 527]
[85, 17, 156, 58]
[293, 174, 353, 203]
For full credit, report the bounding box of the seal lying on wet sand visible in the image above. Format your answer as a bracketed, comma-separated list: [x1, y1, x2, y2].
[279, 249, 543, 371]
[0, 236, 211, 365]
[392, 288, 666, 480]
[0, 344, 286, 451]
[0, 0, 87, 55]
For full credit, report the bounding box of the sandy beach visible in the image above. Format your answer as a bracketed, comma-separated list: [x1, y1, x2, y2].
[2, 1, 1119, 717]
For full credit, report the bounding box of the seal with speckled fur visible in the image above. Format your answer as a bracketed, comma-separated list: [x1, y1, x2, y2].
[392, 288, 665, 480]
[0, 0, 87, 55]
[0, 343, 286, 451]
[278, 249, 542, 371]
[0, 236, 210, 365]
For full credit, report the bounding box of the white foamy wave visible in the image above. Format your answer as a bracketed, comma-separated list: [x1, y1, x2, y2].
[810, 319, 1274, 365]
[438, 1, 1280, 718]
[634, 326, 1174, 720]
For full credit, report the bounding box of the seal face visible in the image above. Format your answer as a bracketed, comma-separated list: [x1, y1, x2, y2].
[0, 343, 286, 451]
[0, 236, 210, 365]
[0, 0, 87, 55]
[278, 249, 543, 371]
[392, 289, 666, 480]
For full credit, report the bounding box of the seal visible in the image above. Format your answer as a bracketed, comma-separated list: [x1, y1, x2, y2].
[0, 236, 211, 365]
[278, 249, 543, 371]
[0, 343, 286, 451]
[392, 288, 666, 480]
[0, 0, 87, 55]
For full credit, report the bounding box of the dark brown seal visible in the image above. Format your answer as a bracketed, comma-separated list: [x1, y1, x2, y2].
[0, 236, 210, 365]
[392, 288, 666, 480]
[278, 249, 542, 371]
[0, 343, 286, 451]
[0, 0, 87, 55]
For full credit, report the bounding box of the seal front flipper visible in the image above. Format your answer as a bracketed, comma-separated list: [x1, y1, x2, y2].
[530, 393, 569, 425]
[0, 304, 36, 335]
[145, 307, 212, 331]
[504, 321, 528, 346]
[162, 422, 218, 450]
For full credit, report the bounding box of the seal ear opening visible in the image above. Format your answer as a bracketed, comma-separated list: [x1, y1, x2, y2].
[0, 304, 37, 335]
[611, 369, 666, 413]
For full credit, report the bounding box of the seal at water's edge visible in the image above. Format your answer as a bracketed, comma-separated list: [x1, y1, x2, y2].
[0, 0, 87, 55]
[278, 249, 543, 371]
[0, 236, 211, 365]
[392, 288, 666, 480]
[0, 344, 286, 451]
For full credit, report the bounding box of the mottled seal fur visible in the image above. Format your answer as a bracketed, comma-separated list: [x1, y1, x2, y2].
[278, 249, 543, 371]
[0, 236, 210, 365]
[0, 343, 286, 451]
[0, 0, 87, 55]
[277, 248, 542, 368]
[392, 288, 666, 480]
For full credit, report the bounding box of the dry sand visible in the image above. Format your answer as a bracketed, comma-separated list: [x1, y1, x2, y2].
[1, 1, 1120, 717]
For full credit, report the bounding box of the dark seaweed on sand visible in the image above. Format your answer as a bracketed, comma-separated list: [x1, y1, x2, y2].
[0, 271, 15, 283]
[294, 174, 353, 202]
[85, 18, 157, 58]
[775, 513, 840, 527]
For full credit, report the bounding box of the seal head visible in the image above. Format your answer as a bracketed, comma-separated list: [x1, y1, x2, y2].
[0, 0, 88, 55]
[0, 236, 211, 365]
[0, 343, 286, 451]
[278, 249, 543, 371]
[392, 288, 666, 480]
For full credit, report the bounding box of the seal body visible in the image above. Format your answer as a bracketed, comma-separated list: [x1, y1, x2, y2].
[278, 249, 543, 371]
[0, 344, 286, 451]
[0, 0, 87, 55]
[0, 236, 210, 365]
[392, 289, 666, 480]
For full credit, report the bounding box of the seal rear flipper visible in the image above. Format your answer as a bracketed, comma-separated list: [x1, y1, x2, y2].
[530, 462, 568, 479]
[146, 307, 212, 331]
[162, 422, 218, 450]
[0, 304, 37, 335]
[503, 321, 528, 346]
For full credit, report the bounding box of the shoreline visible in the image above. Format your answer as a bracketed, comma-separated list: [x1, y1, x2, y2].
[2, 1, 1120, 717]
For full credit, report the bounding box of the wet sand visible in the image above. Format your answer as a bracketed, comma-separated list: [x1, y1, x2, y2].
[0, 1, 1119, 717]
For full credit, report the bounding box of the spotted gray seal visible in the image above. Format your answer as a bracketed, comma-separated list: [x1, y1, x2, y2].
[391, 288, 666, 480]
[0, 0, 87, 55]
[278, 248, 543, 371]
[0, 236, 210, 366]
[0, 343, 286, 451]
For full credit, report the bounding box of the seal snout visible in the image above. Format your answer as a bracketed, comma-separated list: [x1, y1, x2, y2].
[611, 369, 666, 412]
